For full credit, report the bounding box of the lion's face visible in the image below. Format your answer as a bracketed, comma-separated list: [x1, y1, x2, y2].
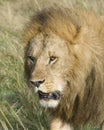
[25, 32, 71, 108]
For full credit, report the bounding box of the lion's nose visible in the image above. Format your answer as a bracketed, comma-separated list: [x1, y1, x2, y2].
[30, 79, 45, 88]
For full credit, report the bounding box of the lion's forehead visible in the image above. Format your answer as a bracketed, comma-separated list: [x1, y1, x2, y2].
[46, 33, 67, 47]
[29, 33, 44, 56]
[30, 32, 69, 56]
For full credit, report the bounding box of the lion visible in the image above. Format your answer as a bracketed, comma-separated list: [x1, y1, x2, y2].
[23, 7, 104, 130]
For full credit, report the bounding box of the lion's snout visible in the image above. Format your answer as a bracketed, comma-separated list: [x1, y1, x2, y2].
[30, 79, 45, 88]
[30, 79, 61, 100]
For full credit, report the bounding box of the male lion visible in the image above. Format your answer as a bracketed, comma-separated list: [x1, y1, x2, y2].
[24, 7, 104, 130]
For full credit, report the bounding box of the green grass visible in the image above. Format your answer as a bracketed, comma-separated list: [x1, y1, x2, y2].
[0, 33, 49, 130]
[0, 0, 103, 130]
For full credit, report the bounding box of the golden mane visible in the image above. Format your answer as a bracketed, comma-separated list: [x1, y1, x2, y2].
[23, 7, 104, 44]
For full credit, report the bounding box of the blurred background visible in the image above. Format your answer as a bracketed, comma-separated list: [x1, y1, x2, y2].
[0, 0, 104, 130]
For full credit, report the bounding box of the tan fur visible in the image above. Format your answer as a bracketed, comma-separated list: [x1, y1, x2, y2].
[50, 118, 73, 130]
[23, 7, 104, 129]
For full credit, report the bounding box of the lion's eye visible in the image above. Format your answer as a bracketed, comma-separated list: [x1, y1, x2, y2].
[49, 56, 57, 64]
[27, 56, 35, 63]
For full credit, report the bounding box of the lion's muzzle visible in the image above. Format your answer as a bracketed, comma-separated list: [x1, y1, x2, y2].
[38, 90, 61, 100]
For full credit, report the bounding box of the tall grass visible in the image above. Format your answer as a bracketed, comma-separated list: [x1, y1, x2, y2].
[0, 0, 104, 130]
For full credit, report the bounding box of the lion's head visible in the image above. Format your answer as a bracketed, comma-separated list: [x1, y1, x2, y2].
[24, 7, 104, 126]
[25, 32, 71, 108]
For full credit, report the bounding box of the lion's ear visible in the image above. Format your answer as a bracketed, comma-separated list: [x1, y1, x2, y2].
[71, 26, 89, 44]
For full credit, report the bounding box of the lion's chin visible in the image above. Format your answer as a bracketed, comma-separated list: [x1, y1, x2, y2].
[39, 99, 59, 108]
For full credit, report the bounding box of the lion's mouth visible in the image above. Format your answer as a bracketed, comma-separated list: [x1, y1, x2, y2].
[38, 90, 61, 100]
